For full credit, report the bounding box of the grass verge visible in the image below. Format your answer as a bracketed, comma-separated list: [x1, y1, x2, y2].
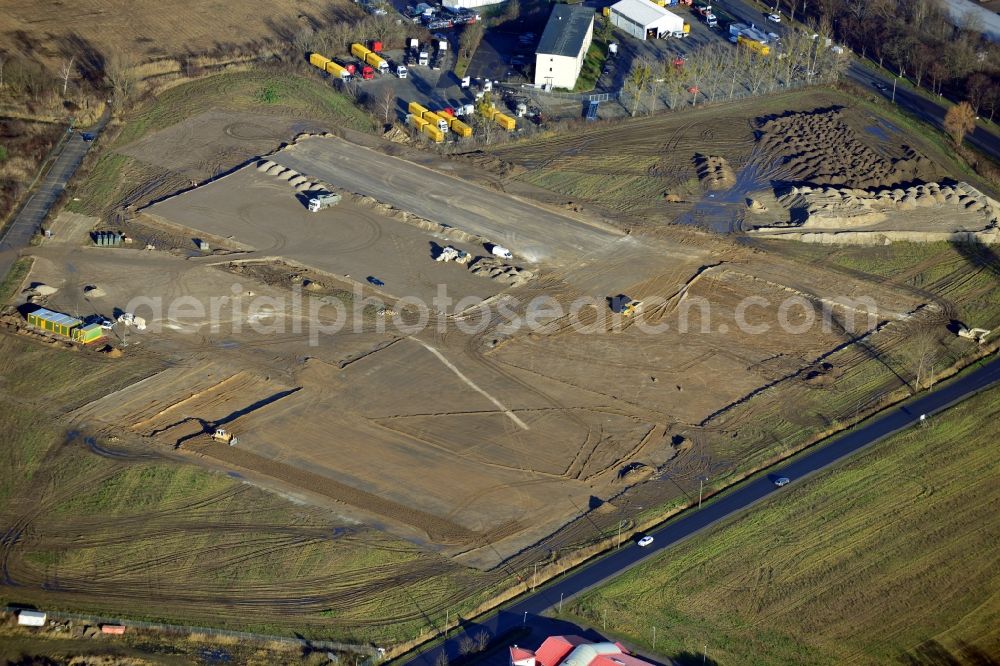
[563, 383, 1000, 665]
[0, 256, 33, 305]
[575, 40, 609, 93]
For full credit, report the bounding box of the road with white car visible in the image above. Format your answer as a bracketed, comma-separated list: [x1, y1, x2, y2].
[397, 353, 1000, 665]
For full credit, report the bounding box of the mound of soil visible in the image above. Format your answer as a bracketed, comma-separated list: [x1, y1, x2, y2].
[694, 154, 736, 190]
[756, 109, 938, 189]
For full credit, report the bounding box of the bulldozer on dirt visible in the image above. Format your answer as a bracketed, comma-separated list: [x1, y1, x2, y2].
[212, 428, 238, 446]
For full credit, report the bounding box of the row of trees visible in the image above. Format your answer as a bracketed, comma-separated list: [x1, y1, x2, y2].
[621, 30, 846, 116]
[778, 0, 1000, 119]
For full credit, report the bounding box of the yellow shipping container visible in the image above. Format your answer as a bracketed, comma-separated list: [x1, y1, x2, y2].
[365, 52, 386, 69]
[309, 53, 331, 69]
[602, 6, 610, 15]
[325, 61, 348, 78]
[738, 35, 770, 55]
[422, 111, 444, 124]
[410, 115, 429, 130]
[449, 117, 472, 137]
[422, 124, 445, 143]
[494, 113, 516, 131]
[408, 101, 428, 116]
[351, 43, 371, 60]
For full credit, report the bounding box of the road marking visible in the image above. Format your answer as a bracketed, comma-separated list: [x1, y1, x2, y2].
[413, 339, 529, 430]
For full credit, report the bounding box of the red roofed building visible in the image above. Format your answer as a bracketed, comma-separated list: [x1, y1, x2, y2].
[510, 636, 654, 666]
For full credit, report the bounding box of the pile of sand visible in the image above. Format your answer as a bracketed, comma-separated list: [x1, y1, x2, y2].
[255, 159, 332, 197]
[772, 181, 1000, 229]
[756, 109, 939, 188]
[694, 154, 736, 190]
[468, 257, 535, 287]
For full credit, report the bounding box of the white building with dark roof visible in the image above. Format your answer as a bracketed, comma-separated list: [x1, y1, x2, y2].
[534, 4, 594, 89]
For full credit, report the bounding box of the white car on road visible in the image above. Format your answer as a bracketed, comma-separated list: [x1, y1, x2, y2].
[767, 12, 781, 22]
[774, 477, 790, 487]
[637, 535, 654, 547]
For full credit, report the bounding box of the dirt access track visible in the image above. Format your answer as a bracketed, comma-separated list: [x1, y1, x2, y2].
[31, 93, 965, 573]
[268, 136, 623, 264]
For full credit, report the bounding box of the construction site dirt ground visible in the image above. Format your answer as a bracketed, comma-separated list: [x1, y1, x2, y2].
[7, 85, 1000, 639]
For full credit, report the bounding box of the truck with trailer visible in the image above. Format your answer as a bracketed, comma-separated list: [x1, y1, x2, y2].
[309, 52, 331, 70]
[422, 111, 450, 133]
[308, 192, 342, 212]
[737, 33, 771, 55]
[351, 42, 372, 61]
[694, 3, 717, 27]
[365, 51, 390, 74]
[325, 60, 351, 79]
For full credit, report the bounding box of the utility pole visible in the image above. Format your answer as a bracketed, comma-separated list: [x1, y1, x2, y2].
[603, 609, 607, 631]
[559, 593, 564, 613]
[617, 520, 624, 549]
[445, 609, 449, 639]
[891, 77, 897, 104]
[652, 626, 657, 650]
[703, 644, 708, 664]
[698, 478, 704, 508]
[523, 611, 527, 625]
[533, 563, 538, 590]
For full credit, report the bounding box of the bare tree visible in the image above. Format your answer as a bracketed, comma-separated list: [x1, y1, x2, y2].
[944, 101, 976, 145]
[105, 50, 137, 113]
[458, 635, 476, 656]
[459, 22, 485, 60]
[474, 630, 491, 651]
[434, 651, 449, 666]
[373, 84, 397, 126]
[59, 56, 75, 97]
[623, 58, 651, 116]
[907, 328, 941, 392]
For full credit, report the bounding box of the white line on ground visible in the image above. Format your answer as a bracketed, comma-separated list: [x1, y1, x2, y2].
[412, 339, 529, 430]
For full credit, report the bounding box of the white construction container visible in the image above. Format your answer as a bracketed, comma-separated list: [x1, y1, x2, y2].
[409, 38, 419, 49]
[461, 76, 471, 88]
[438, 39, 448, 51]
[18, 610, 47, 627]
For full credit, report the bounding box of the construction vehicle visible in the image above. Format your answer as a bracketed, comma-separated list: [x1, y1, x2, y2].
[396, 65, 408, 78]
[212, 429, 238, 446]
[609, 295, 642, 316]
[308, 192, 342, 212]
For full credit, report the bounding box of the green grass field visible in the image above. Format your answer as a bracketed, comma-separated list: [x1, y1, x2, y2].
[565, 383, 1000, 665]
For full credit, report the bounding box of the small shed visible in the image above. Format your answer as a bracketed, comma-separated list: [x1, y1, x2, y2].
[17, 610, 47, 626]
[27, 307, 82, 338]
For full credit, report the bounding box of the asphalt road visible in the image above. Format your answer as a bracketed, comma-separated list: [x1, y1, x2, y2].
[711, 0, 1000, 162]
[398, 352, 1000, 665]
[0, 112, 108, 280]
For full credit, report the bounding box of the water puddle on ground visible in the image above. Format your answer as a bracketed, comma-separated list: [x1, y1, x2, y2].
[675, 158, 773, 233]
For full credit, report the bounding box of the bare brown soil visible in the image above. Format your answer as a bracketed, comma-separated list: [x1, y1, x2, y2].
[756, 107, 942, 188]
[0, 0, 360, 72]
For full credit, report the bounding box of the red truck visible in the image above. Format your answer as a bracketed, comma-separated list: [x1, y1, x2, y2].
[361, 65, 375, 80]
